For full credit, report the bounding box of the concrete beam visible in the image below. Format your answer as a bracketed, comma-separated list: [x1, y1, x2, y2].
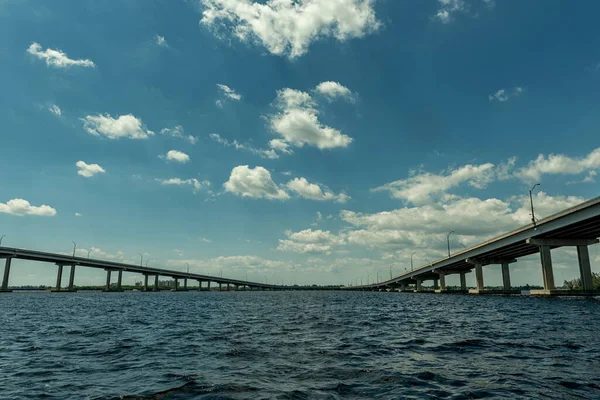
[466, 258, 517, 266]
[526, 238, 599, 247]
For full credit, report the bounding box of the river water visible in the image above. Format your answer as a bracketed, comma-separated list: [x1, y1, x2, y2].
[0, 291, 599, 399]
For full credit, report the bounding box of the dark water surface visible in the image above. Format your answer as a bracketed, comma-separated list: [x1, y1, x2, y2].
[1, 291, 599, 399]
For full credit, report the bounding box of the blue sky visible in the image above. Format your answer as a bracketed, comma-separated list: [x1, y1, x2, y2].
[1, 0, 599, 287]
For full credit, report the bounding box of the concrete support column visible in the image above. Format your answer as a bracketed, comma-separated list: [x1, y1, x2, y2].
[438, 272, 446, 291]
[460, 272, 467, 290]
[416, 279, 422, 291]
[474, 262, 484, 290]
[117, 270, 123, 290]
[433, 279, 439, 290]
[227, 283, 230, 291]
[207, 281, 211, 291]
[219, 283, 222, 291]
[198, 281, 203, 290]
[154, 275, 159, 291]
[1, 257, 12, 291]
[501, 262, 511, 291]
[105, 270, 112, 291]
[56, 264, 64, 291]
[577, 245, 594, 291]
[144, 275, 149, 291]
[174, 278, 179, 290]
[68, 265, 76, 291]
[540, 245, 555, 290]
[184, 278, 188, 290]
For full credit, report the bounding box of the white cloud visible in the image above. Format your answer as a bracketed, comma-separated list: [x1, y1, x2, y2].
[168, 255, 292, 274]
[434, 0, 466, 23]
[156, 178, 212, 193]
[516, 148, 600, 182]
[200, 237, 212, 243]
[49, 104, 61, 117]
[75, 212, 82, 217]
[81, 114, 154, 140]
[199, 0, 380, 59]
[314, 81, 353, 101]
[75, 247, 125, 260]
[160, 126, 198, 145]
[372, 163, 500, 204]
[209, 133, 279, 159]
[268, 88, 353, 150]
[76, 160, 106, 178]
[162, 150, 190, 163]
[155, 34, 168, 47]
[223, 165, 289, 200]
[277, 228, 345, 254]
[287, 177, 349, 203]
[27, 42, 95, 68]
[0, 198, 57, 216]
[268, 139, 293, 155]
[217, 84, 241, 101]
[489, 87, 523, 102]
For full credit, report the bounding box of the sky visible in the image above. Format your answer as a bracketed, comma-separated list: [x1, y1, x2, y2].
[1, 0, 599, 288]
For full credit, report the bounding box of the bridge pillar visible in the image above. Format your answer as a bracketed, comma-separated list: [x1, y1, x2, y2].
[501, 262, 511, 291]
[117, 270, 123, 291]
[433, 279, 439, 290]
[174, 278, 179, 290]
[198, 280, 202, 290]
[154, 275, 159, 291]
[68, 264, 76, 291]
[540, 245, 555, 290]
[227, 283, 230, 291]
[105, 270, 112, 291]
[207, 281, 211, 291]
[474, 262, 484, 291]
[437, 272, 446, 292]
[414, 279, 422, 292]
[1, 257, 12, 292]
[184, 278, 188, 290]
[577, 245, 594, 291]
[460, 272, 467, 291]
[219, 283, 222, 291]
[144, 275, 149, 291]
[55, 264, 64, 291]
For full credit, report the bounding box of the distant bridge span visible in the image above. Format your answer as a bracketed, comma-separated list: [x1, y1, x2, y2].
[0, 247, 281, 292]
[350, 195, 600, 296]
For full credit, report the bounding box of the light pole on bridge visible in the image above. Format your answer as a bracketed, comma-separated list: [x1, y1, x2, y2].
[72, 241, 76, 258]
[389, 263, 395, 280]
[146, 259, 151, 267]
[367, 274, 371, 285]
[530, 183, 541, 227]
[0, 235, 5, 246]
[410, 252, 416, 271]
[446, 231, 454, 258]
[186, 262, 189, 274]
[220, 268, 223, 278]
[87, 249, 92, 258]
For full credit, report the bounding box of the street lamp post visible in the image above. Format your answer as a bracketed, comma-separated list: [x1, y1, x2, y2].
[146, 259, 150, 267]
[0, 235, 5, 246]
[529, 183, 541, 227]
[389, 263, 395, 280]
[72, 241, 76, 258]
[139, 253, 143, 266]
[367, 274, 371, 285]
[87, 249, 92, 258]
[220, 268, 223, 278]
[446, 231, 454, 257]
[186, 262, 189, 274]
[410, 252, 416, 271]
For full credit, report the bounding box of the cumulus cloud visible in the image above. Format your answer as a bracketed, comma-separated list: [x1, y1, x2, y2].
[199, 0, 380, 59]
[168, 255, 293, 274]
[434, 0, 466, 23]
[268, 88, 353, 150]
[155, 34, 168, 47]
[372, 163, 501, 204]
[223, 165, 289, 200]
[160, 125, 198, 145]
[210, 133, 279, 159]
[76, 160, 106, 177]
[314, 81, 353, 101]
[49, 104, 61, 117]
[156, 178, 211, 193]
[287, 177, 349, 203]
[277, 228, 345, 254]
[27, 42, 95, 68]
[82, 114, 154, 140]
[489, 87, 523, 102]
[0, 198, 57, 216]
[161, 150, 190, 163]
[516, 147, 600, 182]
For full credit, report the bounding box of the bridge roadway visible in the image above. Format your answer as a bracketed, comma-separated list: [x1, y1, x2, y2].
[0, 247, 281, 292]
[350, 195, 600, 296]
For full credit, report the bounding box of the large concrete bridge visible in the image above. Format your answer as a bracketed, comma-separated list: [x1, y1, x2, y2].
[350, 196, 600, 296]
[0, 247, 281, 292]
